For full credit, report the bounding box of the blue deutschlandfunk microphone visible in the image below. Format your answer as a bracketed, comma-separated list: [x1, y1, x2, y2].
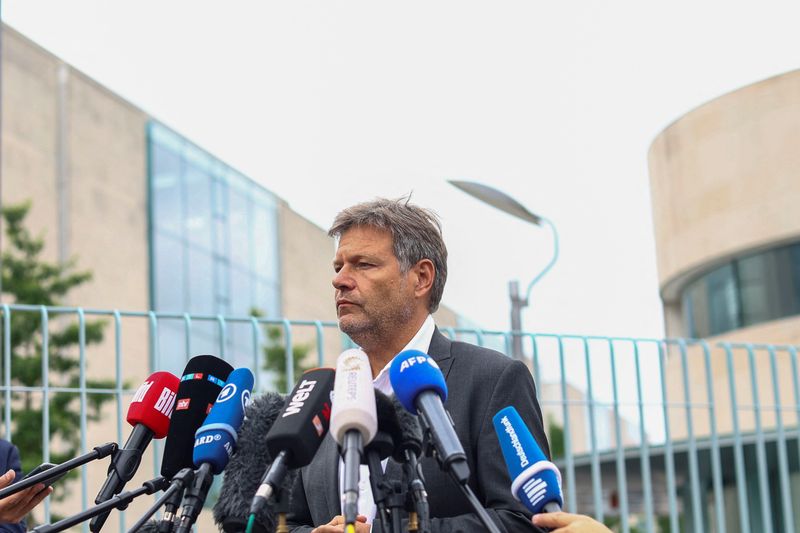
[175, 367, 255, 533]
[493, 406, 563, 514]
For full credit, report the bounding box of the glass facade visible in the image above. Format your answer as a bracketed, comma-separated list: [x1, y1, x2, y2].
[147, 122, 281, 373]
[682, 241, 800, 338]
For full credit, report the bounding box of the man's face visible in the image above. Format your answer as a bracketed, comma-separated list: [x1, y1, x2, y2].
[332, 225, 416, 341]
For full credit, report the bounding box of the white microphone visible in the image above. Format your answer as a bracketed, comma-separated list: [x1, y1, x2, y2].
[330, 349, 377, 530]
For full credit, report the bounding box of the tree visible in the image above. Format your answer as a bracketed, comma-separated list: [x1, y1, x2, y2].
[546, 414, 565, 460]
[251, 309, 313, 392]
[0, 201, 114, 496]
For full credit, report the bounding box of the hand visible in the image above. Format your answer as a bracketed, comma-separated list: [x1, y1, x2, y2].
[312, 514, 370, 532]
[532, 512, 613, 533]
[0, 469, 53, 524]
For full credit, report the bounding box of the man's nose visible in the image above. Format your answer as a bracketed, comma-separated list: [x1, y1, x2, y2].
[332, 267, 355, 291]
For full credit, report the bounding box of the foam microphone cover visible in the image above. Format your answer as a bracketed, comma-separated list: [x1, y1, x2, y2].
[213, 392, 286, 533]
[493, 406, 563, 514]
[193, 367, 254, 474]
[127, 371, 181, 438]
[265, 367, 335, 468]
[161, 355, 234, 478]
[389, 394, 423, 462]
[369, 390, 401, 460]
[330, 349, 377, 445]
[389, 350, 447, 415]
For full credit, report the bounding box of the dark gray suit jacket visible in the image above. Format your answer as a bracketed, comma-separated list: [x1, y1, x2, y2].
[286, 329, 549, 532]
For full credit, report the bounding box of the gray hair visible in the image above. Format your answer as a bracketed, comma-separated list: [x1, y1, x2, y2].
[328, 197, 448, 313]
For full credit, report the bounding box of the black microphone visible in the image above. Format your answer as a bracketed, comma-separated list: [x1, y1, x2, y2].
[213, 392, 287, 533]
[248, 368, 334, 519]
[156, 355, 233, 533]
[174, 367, 254, 533]
[90, 372, 180, 532]
[388, 395, 429, 533]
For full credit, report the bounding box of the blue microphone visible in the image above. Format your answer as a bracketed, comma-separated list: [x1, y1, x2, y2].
[175, 367, 254, 533]
[493, 406, 563, 514]
[389, 350, 469, 484]
[192, 367, 255, 474]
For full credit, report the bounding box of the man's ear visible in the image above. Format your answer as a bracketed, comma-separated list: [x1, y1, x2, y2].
[412, 259, 435, 301]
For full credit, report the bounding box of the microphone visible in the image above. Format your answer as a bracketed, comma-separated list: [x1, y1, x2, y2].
[330, 350, 377, 531]
[174, 367, 255, 533]
[389, 350, 469, 484]
[364, 391, 401, 532]
[493, 406, 563, 514]
[387, 394, 428, 533]
[157, 355, 233, 533]
[90, 372, 180, 532]
[214, 392, 287, 533]
[248, 368, 334, 519]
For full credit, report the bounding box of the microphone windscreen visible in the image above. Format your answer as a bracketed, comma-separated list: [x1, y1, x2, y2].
[369, 391, 400, 460]
[193, 367, 255, 474]
[127, 371, 180, 439]
[161, 355, 234, 478]
[265, 367, 335, 468]
[330, 350, 377, 445]
[389, 350, 447, 415]
[390, 394, 423, 462]
[213, 392, 286, 532]
[493, 406, 562, 513]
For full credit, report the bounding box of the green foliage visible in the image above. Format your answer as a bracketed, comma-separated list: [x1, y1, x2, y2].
[547, 414, 565, 460]
[251, 309, 313, 392]
[1, 201, 114, 497]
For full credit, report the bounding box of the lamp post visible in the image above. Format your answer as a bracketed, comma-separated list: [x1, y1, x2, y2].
[448, 180, 559, 361]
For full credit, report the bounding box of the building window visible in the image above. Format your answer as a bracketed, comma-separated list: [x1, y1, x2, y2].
[147, 121, 281, 372]
[682, 241, 800, 337]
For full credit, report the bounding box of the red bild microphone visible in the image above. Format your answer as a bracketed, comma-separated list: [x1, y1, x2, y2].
[89, 371, 180, 532]
[126, 371, 180, 439]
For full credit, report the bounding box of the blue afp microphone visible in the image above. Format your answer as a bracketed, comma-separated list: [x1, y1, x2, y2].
[175, 367, 255, 533]
[493, 406, 563, 514]
[389, 350, 469, 484]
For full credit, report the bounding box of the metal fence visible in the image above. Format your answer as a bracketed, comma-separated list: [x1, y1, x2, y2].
[1, 304, 799, 533]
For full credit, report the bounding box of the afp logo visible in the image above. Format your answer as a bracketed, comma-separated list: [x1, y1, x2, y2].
[398, 354, 439, 373]
[217, 383, 237, 403]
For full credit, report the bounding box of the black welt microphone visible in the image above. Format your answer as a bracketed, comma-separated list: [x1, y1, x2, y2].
[156, 355, 233, 533]
[248, 367, 335, 521]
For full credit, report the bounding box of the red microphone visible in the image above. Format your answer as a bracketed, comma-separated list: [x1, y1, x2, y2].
[89, 371, 180, 532]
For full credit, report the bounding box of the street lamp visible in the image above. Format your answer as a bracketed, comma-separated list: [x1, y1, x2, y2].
[448, 180, 559, 360]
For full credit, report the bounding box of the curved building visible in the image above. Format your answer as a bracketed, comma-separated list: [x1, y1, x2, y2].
[649, 69, 800, 343]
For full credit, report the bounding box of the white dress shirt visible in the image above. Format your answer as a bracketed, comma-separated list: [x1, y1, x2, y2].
[338, 314, 436, 528]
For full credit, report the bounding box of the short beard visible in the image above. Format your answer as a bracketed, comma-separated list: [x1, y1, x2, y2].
[341, 300, 414, 353]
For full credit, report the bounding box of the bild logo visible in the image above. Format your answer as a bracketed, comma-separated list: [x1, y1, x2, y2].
[217, 383, 237, 403]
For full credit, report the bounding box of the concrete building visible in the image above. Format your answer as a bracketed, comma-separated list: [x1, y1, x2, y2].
[648, 69, 800, 533]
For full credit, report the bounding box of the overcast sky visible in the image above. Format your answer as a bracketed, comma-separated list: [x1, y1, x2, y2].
[3, 1, 800, 341]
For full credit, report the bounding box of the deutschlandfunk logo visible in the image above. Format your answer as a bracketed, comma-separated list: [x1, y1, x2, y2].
[499, 415, 529, 468]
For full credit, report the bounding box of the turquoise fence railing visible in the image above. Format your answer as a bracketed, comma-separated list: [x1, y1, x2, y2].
[0, 304, 798, 533]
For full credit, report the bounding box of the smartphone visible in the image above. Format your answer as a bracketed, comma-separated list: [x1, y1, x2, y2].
[22, 462, 68, 488]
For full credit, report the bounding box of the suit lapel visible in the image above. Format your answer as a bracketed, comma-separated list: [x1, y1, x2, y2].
[426, 327, 454, 380]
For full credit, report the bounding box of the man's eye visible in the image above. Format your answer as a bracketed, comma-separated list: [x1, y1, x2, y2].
[357, 262, 373, 269]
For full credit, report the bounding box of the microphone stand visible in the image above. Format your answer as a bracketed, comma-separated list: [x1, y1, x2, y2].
[127, 468, 195, 533]
[365, 452, 391, 533]
[383, 480, 405, 533]
[0, 443, 117, 500]
[420, 428, 502, 533]
[31, 477, 168, 533]
[403, 451, 429, 533]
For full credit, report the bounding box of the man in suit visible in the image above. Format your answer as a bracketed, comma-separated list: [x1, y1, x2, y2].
[0, 438, 52, 532]
[286, 198, 549, 532]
